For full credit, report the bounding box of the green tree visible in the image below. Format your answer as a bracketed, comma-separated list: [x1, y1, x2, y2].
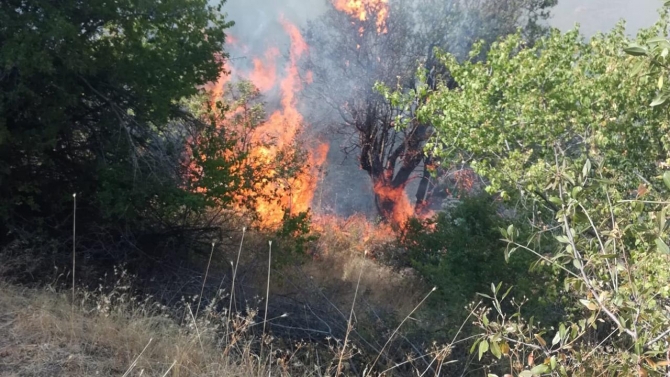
[0, 0, 233, 263]
[386, 8, 670, 377]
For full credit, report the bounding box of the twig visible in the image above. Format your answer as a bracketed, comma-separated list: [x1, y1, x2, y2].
[263, 240, 272, 337]
[227, 227, 246, 338]
[647, 328, 670, 347]
[161, 360, 177, 377]
[122, 338, 153, 377]
[366, 287, 437, 375]
[261, 240, 272, 359]
[72, 193, 77, 307]
[195, 241, 216, 318]
[337, 268, 363, 376]
[554, 149, 636, 340]
[187, 305, 205, 354]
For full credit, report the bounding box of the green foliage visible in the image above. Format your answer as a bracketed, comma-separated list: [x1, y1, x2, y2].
[0, 0, 232, 260]
[185, 81, 269, 214]
[385, 6, 670, 376]
[399, 196, 560, 333]
[273, 210, 318, 263]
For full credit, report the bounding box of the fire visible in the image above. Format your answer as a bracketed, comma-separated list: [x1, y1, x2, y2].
[248, 48, 279, 92]
[207, 18, 329, 228]
[373, 181, 414, 226]
[202, 10, 431, 234]
[333, 0, 389, 34]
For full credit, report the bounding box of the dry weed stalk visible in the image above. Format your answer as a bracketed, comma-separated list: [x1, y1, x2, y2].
[71, 192, 77, 307]
[196, 240, 216, 318]
[336, 267, 363, 376]
[366, 286, 437, 375]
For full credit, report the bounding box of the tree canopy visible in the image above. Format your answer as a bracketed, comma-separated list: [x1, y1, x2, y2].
[386, 8, 670, 376]
[0, 0, 233, 263]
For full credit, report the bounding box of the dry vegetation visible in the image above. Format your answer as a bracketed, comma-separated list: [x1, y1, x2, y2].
[0, 282, 281, 376]
[0, 223, 445, 377]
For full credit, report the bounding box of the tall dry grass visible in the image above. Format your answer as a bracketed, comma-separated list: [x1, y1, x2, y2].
[0, 214, 459, 376]
[0, 279, 321, 377]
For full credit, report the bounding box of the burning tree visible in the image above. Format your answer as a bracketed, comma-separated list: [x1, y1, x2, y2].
[203, 18, 329, 229]
[303, 0, 556, 224]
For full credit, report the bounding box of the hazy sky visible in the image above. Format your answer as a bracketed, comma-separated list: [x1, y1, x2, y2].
[223, 0, 663, 42]
[550, 0, 661, 36]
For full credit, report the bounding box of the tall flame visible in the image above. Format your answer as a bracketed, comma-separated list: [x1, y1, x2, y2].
[208, 18, 329, 228]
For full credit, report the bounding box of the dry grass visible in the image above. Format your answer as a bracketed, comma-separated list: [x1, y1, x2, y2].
[0, 215, 446, 376]
[304, 215, 426, 314]
[0, 282, 316, 377]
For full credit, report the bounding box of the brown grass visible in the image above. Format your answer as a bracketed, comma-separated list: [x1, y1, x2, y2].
[0, 283, 312, 377]
[304, 215, 426, 314]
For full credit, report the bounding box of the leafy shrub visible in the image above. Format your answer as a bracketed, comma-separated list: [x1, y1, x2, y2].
[399, 196, 561, 333]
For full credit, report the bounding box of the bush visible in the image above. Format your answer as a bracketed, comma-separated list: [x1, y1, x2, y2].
[399, 195, 562, 333]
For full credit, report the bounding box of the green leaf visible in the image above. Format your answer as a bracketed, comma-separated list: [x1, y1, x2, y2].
[470, 339, 480, 354]
[582, 159, 591, 178]
[572, 258, 582, 269]
[519, 372, 533, 377]
[650, 93, 668, 107]
[549, 196, 562, 206]
[655, 238, 670, 254]
[580, 299, 598, 311]
[659, 74, 665, 90]
[648, 36, 669, 44]
[571, 186, 583, 198]
[663, 171, 670, 190]
[559, 323, 567, 340]
[624, 45, 648, 56]
[478, 339, 489, 360]
[552, 330, 561, 346]
[556, 235, 570, 244]
[531, 364, 550, 375]
[660, 206, 667, 232]
[550, 356, 557, 370]
[631, 60, 646, 76]
[490, 340, 502, 359]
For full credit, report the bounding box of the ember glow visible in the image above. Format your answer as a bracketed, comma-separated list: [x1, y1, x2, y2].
[333, 0, 389, 34]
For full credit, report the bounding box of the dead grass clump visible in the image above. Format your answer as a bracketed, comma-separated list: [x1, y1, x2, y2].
[301, 214, 425, 314]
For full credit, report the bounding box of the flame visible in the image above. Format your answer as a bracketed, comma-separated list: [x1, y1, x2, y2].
[248, 47, 279, 92]
[373, 181, 414, 226]
[333, 0, 389, 34]
[202, 13, 435, 236]
[206, 19, 328, 228]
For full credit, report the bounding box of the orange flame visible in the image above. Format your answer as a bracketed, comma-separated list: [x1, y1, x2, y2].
[207, 19, 329, 228]
[248, 47, 279, 92]
[333, 0, 389, 34]
[373, 181, 414, 226]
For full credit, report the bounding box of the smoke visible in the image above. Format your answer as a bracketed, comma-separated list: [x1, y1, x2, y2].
[223, 0, 325, 52]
